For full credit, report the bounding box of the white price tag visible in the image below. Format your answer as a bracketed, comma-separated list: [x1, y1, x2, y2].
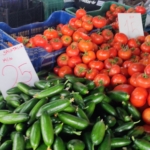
[0, 44, 39, 98]
[118, 13, 144, 39]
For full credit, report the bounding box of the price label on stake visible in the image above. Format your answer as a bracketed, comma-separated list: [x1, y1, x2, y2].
[0, 44, 39, 98]
[118, 13, 144, 39]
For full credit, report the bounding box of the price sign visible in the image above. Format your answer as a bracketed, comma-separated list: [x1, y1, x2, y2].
[118, 13, 144, 39]
[0, 44, 39, 98]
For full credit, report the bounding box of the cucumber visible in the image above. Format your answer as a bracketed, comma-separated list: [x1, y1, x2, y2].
[5, 94, 21, 101]
[30, 120, 41, 150]
[17, 82, 31, 95]
[53, 136, 66, 150]
[6, 99, 21, 108]
[36, 143, 47, 150]
[40, 113, 54, 149]
[34, 80, 51, 90]
[6, 87, 22, 94]
[0, 100, 6, 109]
[20, 93, 31, 102]
[0, 113, 29, 124]
[0, 140, 12, 150]
[0, 124, 11, 141]
[15, 123, 26, 132]
[12, 132, 25, 150]
[28, 89, 41, 96]
[0, 110, 11, 118]
[25, 139, 32, 149]
[67, 139, 85, 150]
[34, 84, 65, 99]
[111, 138, 131, 148]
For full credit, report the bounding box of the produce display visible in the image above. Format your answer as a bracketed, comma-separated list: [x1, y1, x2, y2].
[1, 2, 150, 150]
[0, 72, 149, 150]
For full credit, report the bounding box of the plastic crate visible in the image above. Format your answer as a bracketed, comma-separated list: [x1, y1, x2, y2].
[0, 0, 43, 28]
[65, 1, 147, 28]
[0, 11, 74, 72]
[43, 0, 64, 20]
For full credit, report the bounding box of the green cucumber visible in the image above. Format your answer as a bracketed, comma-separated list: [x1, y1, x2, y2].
[0, 140, 12, 150]
[111, 138, 131, 148]
[15, 123, 26, 132]
[0, 110, 11, 118]
[20, 93, 31, 102]
[6, 99, 20, 108]
[28, 89, 41, 96]
[85, 102, 96, 118]
[5, 94, 21, 101]
[83, 132, 94, 150]
[6, 87, 22, 94]
[0, 124, 11, 141]
[65, 74, 86, 83]
[0, 101, 6, 109]
[36, 143, 47, 150]
[54, 123, 63, 136]
[17, 82, 31, 95]
[67, 139, 85, 150]
[34, 80, 51, 90]
[53, 136, 66, 150]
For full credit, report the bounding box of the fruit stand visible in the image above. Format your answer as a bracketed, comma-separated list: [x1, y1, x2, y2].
[0, 0, 150, 150]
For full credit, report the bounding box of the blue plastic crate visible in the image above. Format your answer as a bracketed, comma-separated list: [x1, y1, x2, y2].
[0, 11, 75, 72]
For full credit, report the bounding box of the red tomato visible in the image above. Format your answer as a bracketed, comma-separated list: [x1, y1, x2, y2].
[104, 58, 117, 69]
[74, 19, 82, 28]
[131, 47, 141, 56]
[111, 74, 127, 86]
[56, 23, 64, 31]
[69, 18, 77, 29]
[137, 35, 145, 43]
[82, 51, 96, 64]
[113, 84, 135, 95]
[136, 73, 150, 89]
[129, 72, 141, 87]
[96, 49, 110, 61]
[76, 27, 88, 34]
[66, 42, 79, 57]
[33, 34, 48, 48]
[74, 63, 88, 77]
[44, 43, 53, 52]
[128, 38, 140, 48]
[114, 33, 128, 45]
[147, 89, 150, 106]
[130, 87, 148, 107]
[135, 6, 146, 14]
[82, 21, 93, 31]
[61, 24, 74, 36]
[109, 47, 117, 58]
[106, 10, 113, 18]
[120, 67, 129, 78]
[88, 60, 104, 71]
[50, 38, 63, 50]
[109, 65, 121, 77]
[101, 29, 114, 41]
[67, 56, 82, 68]
[90, 32, 104, 45]
[78, 40, 93, 52]
[16, 36, 28, 44]
[140, 42, 150, 53]
[85, 68, 99, 80]
[75, 8, 86, 19]
[144, 64, 150, 75]
[110, 3, 117, 12]
[53, 66, 60, 75]
[61, 35, 72, 47]
[123, 60, 133, 68]
[81, 14, 93, 22]
[145, 35, 150, 42]
[57, 53, 69, 67]
[100, 69, 109, 75]
[118, 47, 132, 60]
[58, 66, 72, 78]
[141, 52, 149, 59]
[142, 108, 150, 124]
[128, 63, 145, 76]
[93, 73, 110, 87]
[92, 16, 107, 28]
[113, 42, 123, 51]
[43, 28, 58, 40]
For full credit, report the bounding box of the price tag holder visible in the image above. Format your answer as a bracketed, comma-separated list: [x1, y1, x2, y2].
[0, 44, 39, 98]
[118, 13, 144, 39]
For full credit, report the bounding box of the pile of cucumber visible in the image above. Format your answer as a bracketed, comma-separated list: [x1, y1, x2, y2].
[0, 71, 150, 150]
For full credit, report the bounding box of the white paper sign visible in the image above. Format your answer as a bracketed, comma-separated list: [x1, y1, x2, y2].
[0, 44, 39, 98]
[118, 13, 144, 39]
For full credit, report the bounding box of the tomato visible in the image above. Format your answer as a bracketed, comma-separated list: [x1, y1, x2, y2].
[81, 14, 93, 22]
[110, 3, 117, 12]
[33, 34, 48, 48]
[100, 43, 110, 49]
[113, 42, 123, 51]
[53, 66, 60, 75]
[135, 6, 146, 14]
[56, 23, 64, 31]
[126, 7, 136, 13]
[82, 21, 93, 31]
[57, 53, 69, 67]
[130, 87, 148, 107]
[44, 43, 53, 52]
[82, 51, 96, 64]
[76, 27, 88, 33]
[101, 29, 114, 41]
[143, 124, 150, 133]
[113, 84, 135, 95]
[129, 72, 141, 87]
[67, 56, 82, 68]
[43, 28, 58, 40]
[109, 65, 121, 77]
[100, 69, 109, 75]
[147, 89, 150, 106]
[90, 32, 104, 45]
[58, 66, 72, 78]
[144, 64, 150, 75]
[128, 63, 145, 76]
[112, 21, 119, 30]
[136, 73, 150, 89]
[137, 35, 145, 43]
[104, 58, 116, 69]
[109, 47, 117, 58]
[118, 6, 125, 12]
[142, 108, 150, 124]
[93, 43, 99, 52]
[85, 68, 99, 80]
[93, 73, 110, 87]
[61, 24, 74, 36]
[141, 52, 149, 59]
[128, 38, 140, 48]
[69, 18, 77, 29]
[96, 49, 110, 61]
[78, 40, 93, 52]
[74, 19, 82, 28]
[106, 10, 113, 18]
[145, 35, 150, 42]
[122, 60, 133, 68]
[140, 58, 150, 66]
[92, 16, 107, 28]
[16, 36, 28, 44]
[74, 63, 88, 77]
[120, 67, 129, 78]
[66, 42, 79, 57]
[114, 33, 128, 45]
[118, 47, 132, 60]
[50, 38, 63, 50]
[75, 8, 86, 19]
[111, 74, 127, 86]
[131, 47, 141, 56]
[112, 7, 122, 17]
[28, 37, 36, 48]
[61, 35, 72, 47]
[130, 55, 140, 63]
[88, 60, 104, 71]
[140, 42, 150, 53]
